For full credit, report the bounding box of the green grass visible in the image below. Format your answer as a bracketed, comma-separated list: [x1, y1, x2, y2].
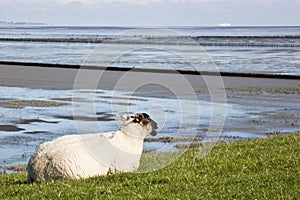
[1, 133, 299, 199]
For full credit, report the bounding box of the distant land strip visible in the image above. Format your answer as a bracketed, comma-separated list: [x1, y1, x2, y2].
[1, 36, 300, 48]
[1, 61, 299, 80]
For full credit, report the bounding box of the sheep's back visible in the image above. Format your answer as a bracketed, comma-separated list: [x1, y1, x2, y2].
[27, 134, 109, 181]
[27, 132, 144, 182]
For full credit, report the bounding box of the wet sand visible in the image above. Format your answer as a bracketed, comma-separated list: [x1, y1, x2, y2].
[0, 62, 299, 91]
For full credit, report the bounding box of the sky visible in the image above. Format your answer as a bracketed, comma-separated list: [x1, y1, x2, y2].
[0, 0, 300, 26]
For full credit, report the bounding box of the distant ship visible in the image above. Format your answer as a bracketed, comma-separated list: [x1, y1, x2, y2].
[218, 23, 232, 27]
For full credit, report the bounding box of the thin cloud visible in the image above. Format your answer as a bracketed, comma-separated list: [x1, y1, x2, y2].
[61, 0, 300, 4]
[1, 0, 299, 26]
[62, 0, 180, 5]
[1, 0, 299, 5]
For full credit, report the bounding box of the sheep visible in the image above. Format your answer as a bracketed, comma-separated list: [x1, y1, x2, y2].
[27, 113, 158, 183]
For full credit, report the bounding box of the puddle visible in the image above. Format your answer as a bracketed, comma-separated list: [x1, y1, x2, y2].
[0, 125, 24, 132]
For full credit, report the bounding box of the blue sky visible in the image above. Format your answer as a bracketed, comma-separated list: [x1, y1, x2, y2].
[0, 0, 299, 26]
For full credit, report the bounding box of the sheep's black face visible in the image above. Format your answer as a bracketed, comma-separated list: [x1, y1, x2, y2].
[132, 113, 158, 136]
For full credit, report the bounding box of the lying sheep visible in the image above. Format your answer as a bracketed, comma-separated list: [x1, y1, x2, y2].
[27, 113, 158, 183]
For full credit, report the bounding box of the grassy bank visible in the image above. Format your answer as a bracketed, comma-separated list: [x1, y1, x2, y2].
[0, 133, 299, 199]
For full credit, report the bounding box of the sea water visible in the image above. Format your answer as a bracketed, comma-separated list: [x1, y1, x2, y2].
[0, 26, 300, 75]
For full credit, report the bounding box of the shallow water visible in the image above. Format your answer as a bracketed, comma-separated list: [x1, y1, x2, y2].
[0, 26, 300, 75]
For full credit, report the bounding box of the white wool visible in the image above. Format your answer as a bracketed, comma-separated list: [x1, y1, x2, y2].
[27, 113, 157, 183]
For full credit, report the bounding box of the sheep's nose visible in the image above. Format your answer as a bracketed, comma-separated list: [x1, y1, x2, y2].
[150, 130, 157, 136]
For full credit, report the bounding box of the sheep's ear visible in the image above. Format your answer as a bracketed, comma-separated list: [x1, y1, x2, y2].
[116, 114, 128, 122]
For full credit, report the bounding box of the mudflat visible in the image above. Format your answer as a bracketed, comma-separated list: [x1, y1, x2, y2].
[1, 62, 299, 134]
